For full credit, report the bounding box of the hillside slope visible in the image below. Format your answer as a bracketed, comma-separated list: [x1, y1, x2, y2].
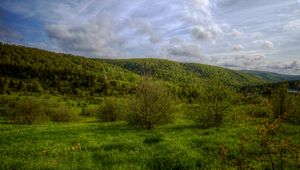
[101, 58, 266, 87]
[0, 43, 140, 96]
[1, 43, 267, 99]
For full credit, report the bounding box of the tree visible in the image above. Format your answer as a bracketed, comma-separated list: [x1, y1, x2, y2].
[257, 113, 297, 170]
[190, 81, 233, 128]
[0, 77, 5, 94]
[271, 83, 289, 118]
[126, 77, 174, 129]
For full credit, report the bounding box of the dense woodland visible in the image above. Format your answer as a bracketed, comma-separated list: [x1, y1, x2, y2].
[0, 43, 300, 169]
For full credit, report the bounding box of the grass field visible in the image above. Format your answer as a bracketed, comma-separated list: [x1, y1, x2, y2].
[1, 116, 299, 170]
[0, 93, 299, 170]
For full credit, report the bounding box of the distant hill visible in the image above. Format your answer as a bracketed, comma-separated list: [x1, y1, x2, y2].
[1, 43, 268, 100]
[101, 58, 266, 87]
[242, 70, 300, 82]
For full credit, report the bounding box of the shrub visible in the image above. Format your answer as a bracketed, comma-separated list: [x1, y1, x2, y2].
[188, 82, 233, 128]
[244, 104, 271, 118]
[191, 82, 233, 128]
[51, 105, 78, 122]
[286, 94, 300, 124]
[126, 78, 174, 129]
[81, 106, 98, 117]
[97, 98, 124, 122]
[271, 84, 289, 118]
[8, 98, 49, 124]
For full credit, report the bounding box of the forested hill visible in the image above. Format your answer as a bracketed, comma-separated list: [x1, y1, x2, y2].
[0, 43, 267, 98]
[101, 58, 266, 86]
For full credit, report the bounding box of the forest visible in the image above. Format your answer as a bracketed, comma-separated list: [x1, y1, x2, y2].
[0, 43, 300, 169]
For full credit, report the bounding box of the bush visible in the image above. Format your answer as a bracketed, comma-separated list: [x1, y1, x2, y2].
[8, 98, 49, 124]
[97, 98, 125, 122]
[51, 105, 78, 122]
[126, 78, 174, 129]
[244, 104, 271, 118]
[271, 84, 289, 118]
[286, 94, 300, 124]
[81, 106, 98, 117]
[188, 82, 233, 128]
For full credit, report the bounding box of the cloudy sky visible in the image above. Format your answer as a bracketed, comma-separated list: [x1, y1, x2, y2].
[1, 0, 300, 74]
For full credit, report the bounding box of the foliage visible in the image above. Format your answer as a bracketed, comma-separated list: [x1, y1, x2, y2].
[271, 83, 289, 118]
[126, 78, 174, 129]
[0, 43, 139, 97]
[97, 98, 124, 122]
[284, 93, 300, 124]
[7, 98, 49, 124]
[81, 106, 98, 117]
[189, 82, 233, 128]
[257, 113, 299, 170]
[51, 105, 78, 122]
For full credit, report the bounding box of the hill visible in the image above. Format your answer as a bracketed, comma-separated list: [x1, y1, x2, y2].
[242, 70, 300, 82]
[100, 58, 266, 87]
[0, 43, 267, 100]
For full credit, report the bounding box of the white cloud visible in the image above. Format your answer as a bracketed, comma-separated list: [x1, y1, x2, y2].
[46, 13, 124, 57]
[232, 44, 245, 51]
[284, 19, 300, 32]
[262, 40, 274, 49]
[212, 53, 300, 75]
[231, 29, 242, 37]
[191, 25, 223, 40]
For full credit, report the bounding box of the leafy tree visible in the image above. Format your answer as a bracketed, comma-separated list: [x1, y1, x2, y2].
[257, 113, 298, 170]
[271, 83, 289, 118]
[126, 77, 174, 129]
[190, 81, 233, 128]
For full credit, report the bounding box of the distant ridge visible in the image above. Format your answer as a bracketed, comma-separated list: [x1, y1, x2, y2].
[241, 70, 300, 82]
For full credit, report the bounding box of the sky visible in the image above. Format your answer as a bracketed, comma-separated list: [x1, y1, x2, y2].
[1, 0, 300, 75]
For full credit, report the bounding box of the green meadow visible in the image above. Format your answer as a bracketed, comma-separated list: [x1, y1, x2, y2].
[0, 94, 299, 170]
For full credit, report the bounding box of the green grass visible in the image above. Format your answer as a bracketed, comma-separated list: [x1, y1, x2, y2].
[1, 117, 299, 170]
[0, 93, 299, 169]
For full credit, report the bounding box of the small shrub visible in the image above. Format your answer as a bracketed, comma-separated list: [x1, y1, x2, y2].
[9, 98, 49, 124]
[51, 105, 78, 122]
[81, 106, 98, 117]
[97, 98, 124, 122]
[244, 104, 271, 118]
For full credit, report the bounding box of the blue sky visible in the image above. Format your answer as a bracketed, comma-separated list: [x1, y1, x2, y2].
[1, 0, 300, 74]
